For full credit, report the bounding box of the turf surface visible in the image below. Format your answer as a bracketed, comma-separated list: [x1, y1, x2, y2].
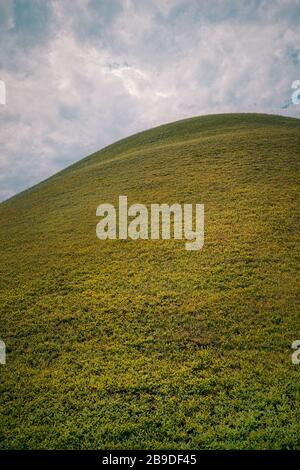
[0, 113, 299, 449]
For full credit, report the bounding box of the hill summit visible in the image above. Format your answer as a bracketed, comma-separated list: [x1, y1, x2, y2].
[0, 113, 299, 449]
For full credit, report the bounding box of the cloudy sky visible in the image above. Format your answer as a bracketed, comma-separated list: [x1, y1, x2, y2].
[0, 0, 299, 201]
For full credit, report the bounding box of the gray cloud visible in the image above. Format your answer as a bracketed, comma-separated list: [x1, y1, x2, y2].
[0, 0, 299, 201]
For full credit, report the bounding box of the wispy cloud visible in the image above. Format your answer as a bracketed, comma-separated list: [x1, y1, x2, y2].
[0, 0, 299, 201]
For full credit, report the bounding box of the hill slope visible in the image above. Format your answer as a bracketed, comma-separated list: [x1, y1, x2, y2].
[0, 113, 299, 449]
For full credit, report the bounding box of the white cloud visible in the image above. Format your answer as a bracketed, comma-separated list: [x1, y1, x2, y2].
[0, 0, 15, 32]
[0, 0, 299, 201]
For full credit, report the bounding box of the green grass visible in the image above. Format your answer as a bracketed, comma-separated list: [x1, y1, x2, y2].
[0, 113, 299, 449]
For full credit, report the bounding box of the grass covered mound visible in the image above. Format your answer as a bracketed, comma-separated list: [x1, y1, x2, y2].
[0, 113, 299, 449]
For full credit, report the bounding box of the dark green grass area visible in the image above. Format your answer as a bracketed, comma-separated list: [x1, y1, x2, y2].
[0, 113, 299, 449]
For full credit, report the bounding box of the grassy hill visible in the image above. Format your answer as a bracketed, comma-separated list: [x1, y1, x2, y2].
[0, 113, 299, 449]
